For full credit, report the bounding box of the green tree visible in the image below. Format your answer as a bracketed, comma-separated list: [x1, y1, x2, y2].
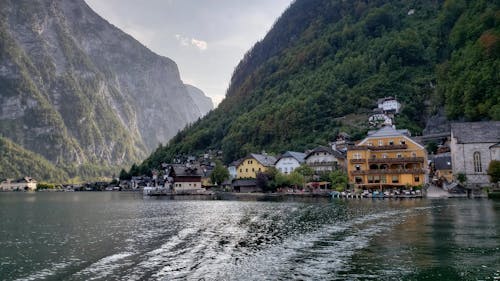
[457, 172, 467, 184]
[289, 171, 305, 188]
[119, 169, 131, 180]
[426, 142, 438, 154]
[488, 160, 500, 184]
[210, 161, 230, 186]
[329, 170, 348, 192]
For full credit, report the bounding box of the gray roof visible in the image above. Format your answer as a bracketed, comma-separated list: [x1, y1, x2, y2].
[232, 179, 257, 187]
[367, 125, 410, 138]
[250, 153, 277, 166]
[170, 164, 202, 177]
[433, 153, 452, 170]
[451, 121, 500, 144]
[277, 151, 306, 163]
[305, 146, 345, 160]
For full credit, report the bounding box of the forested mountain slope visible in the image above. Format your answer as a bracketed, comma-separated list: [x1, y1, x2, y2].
[140, 0, 499, 172]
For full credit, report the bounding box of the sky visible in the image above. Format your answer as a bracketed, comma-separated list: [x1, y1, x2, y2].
[85, 0, 293, 106]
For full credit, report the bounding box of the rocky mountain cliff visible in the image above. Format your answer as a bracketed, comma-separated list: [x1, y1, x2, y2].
[185, 84, 214, 117]
[139, 0, 498, 172]
[0, 0, 212, 180]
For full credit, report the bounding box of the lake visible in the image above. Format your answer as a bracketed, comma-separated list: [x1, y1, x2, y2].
[0, 192, 499, 280]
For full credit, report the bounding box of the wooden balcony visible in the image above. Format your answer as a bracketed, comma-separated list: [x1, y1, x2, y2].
[367, 144, 408, 150]
[350, 159, 366, 163]
[308, 161, 338, 167]
[350, 168, 426, 176]
[368, 157, 424, 164]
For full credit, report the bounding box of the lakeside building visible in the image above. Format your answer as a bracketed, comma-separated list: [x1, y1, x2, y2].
[304, 146, 346, 173]
[237, 153, 277, 179]
[228, 160, 241, 179]
[431, 153, 453, 183]
[0, 177, 37, 191]
[450, 121, 500, 188]
[167, 164, 203, 190]
[347, 125, 427, 190]
[275, 151, 306, 174]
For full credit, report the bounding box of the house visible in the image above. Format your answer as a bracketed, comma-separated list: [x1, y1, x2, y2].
[450, 121, 500, 188]
[432, 153, 453, 183]
[275, 151, 306, 174]
[232, 179, 259, 193]
[347, 125, 427, 190]
[0, 177, 37, 191]
[228, 160, 241, 179]
[304, 146, 345, 173]
[377, 96, 401, 114]
[167, 164, 203, 190]
[237, 153, 277, 179]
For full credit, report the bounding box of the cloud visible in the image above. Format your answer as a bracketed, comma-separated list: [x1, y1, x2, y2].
[191, 38, 207, 51]
[175, 34, 207, 51]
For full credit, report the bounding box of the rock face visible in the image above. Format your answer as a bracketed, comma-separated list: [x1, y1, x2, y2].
[185, 84, 214, 117]
[0, 0, 212, 170]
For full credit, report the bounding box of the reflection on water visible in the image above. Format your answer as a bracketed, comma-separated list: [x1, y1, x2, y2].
[0, 193, 498, 280]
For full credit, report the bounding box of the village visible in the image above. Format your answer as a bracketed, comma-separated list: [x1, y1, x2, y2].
[2, 97, 500, 198]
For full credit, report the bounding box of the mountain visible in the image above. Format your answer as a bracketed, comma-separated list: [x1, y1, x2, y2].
[0, 0, 212, 180]
[185, 84, 214, 117]
[138, 0, 499, 173]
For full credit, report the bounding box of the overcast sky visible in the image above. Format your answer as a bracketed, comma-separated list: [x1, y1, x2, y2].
[85, 0, 293, 106]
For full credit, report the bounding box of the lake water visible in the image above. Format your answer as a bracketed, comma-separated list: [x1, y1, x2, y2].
[0, 192, 499, 281]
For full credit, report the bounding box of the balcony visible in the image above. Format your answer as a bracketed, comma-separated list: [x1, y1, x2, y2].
[350, 168, 426, 175]
[308, 161, 338, 167]
[368, 157, 424, 164]
[350, 159, 366, 163]
[367, 144, 408, 150]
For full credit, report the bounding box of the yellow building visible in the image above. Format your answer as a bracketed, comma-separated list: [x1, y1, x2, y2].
[347, 126, 427, 190]
[237, 153, 277, 179]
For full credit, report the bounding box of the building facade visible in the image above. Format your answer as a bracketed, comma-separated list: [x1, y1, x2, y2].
[0, 177, 37, 191]
[305, 146, 345, 173]
[450, 122, 500, 187]
[275, 151, 306, 174]
[168, 164, 203, 190]
[237, 153, 277, 178]
[347, 126, 427, 190]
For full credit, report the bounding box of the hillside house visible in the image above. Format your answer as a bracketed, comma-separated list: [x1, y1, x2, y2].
[167, 164, 203, 190]
[237, 153, 277, 179]
[275, 151, 306, 174]
[377, 96, 401, 114]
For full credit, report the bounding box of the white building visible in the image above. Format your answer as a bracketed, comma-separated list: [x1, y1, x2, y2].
[377, 97, 401, 114]
[0, 177, 37, 191]
[275, 151, 306, 174]
[305, 146, 345, 173]
[227, 160, 240, 179]
[450, 122, 500, 188]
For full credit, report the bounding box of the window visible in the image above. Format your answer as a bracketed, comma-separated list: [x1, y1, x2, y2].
[397, 153, 402, 158]
[389, 140, 394, 145]
[368, 176, 374, 183]
[354, 153, 361, 159]
[382, 153, 387, 158]
[374, 176, 380, 183]
[381, 175, 387, 183]
[355, 177, 363, 184]
[414, 176, 420, 182]
[246, 168, 248, 172]
[411, 152, 416, 157]
[379, 140, 384, 146]
[392, 175, 399, 183]
[473, 152, 482, 172]
[355, 165, 361, 171]
[258, 168, 261, 172]
[239, 169, 242, 173]
[400, 140, 406, 145]
[367, 142, 373, 146]
[252, 168, 255, 172]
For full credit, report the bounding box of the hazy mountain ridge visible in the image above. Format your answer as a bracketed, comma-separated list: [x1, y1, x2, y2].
[0, 0, 212, 180]
[138, 0, 498, 172]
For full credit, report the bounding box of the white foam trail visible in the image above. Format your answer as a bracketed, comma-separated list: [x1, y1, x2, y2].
[73, 252, 134, 280]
